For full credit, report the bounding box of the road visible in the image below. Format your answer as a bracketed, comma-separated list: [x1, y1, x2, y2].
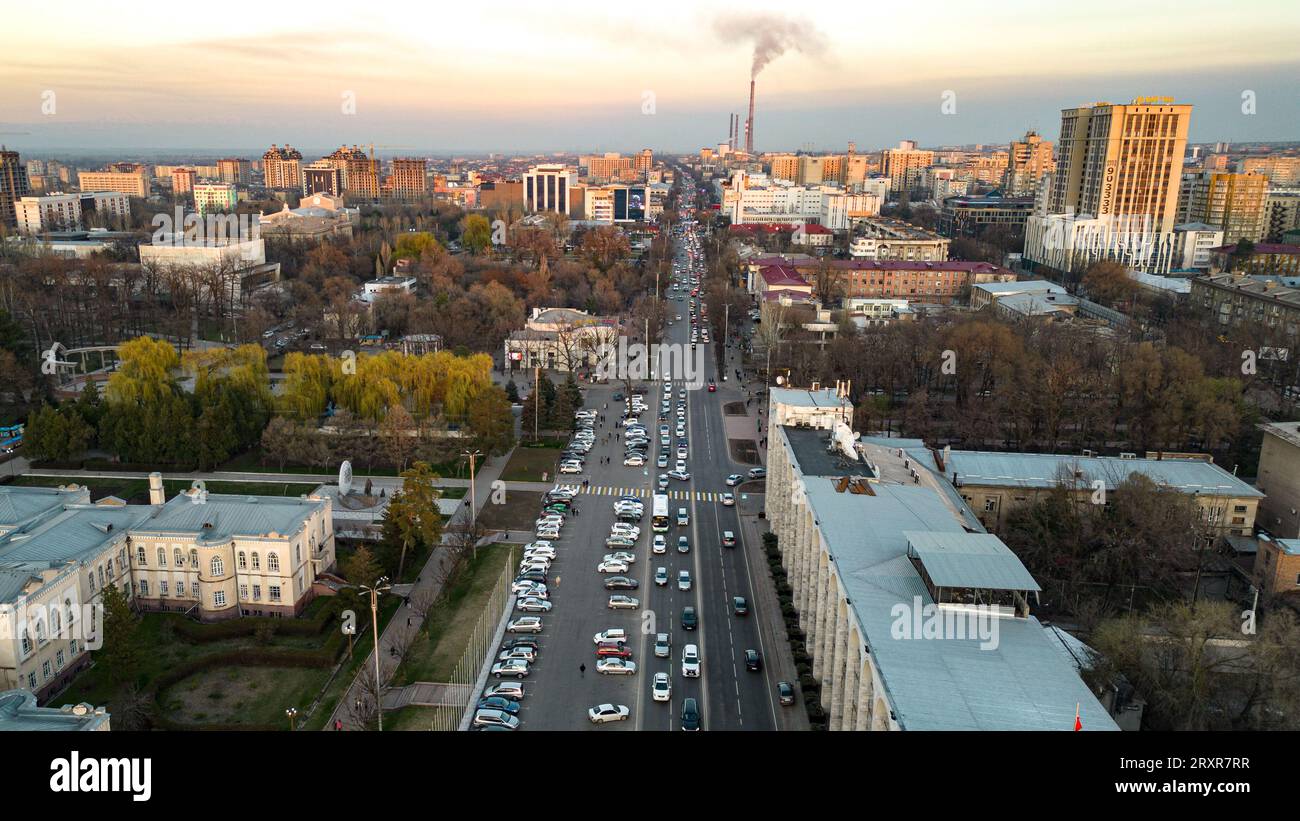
[501, 218, 785, 732]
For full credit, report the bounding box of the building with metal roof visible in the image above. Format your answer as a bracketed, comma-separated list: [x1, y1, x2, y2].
[765, 421, 1118, 730]
[0, 689, 109, 731]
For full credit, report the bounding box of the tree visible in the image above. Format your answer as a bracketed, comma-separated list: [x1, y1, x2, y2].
[24, 404, 92, 462]
[1082, 260, 1137, 307]
[379, 403, 417, 470]
[260, 417, 299, 470]
[461, 214, 493, 255]
[466, 384, 516, 455]
[97, 582, 142, 686]
[341, 545, 383, 589]
[380, 461, 444, 580]
[505, 379, 520, 403]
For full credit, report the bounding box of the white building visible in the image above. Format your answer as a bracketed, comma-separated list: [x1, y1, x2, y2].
[362, 276, 416, 302]
[15, 192, 130, 234]
[523, 164, 577, 214]
[1171, 222, 1226, 271]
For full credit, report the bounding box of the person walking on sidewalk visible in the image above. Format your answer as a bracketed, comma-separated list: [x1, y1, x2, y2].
[580, 663, 586, 677]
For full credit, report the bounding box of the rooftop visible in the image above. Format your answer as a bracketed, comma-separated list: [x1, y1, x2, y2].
[1260, 420, 1300, 449]
[0, 690, 109, 731]
[904, 531, 1041, 592]
[134, 492, 328, 544]
[974, 279, 1066, 296]
[782, 425, 875, 479]
[0, 485, 90, 534]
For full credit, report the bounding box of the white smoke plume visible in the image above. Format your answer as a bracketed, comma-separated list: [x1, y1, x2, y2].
[716, 13, 828, 78]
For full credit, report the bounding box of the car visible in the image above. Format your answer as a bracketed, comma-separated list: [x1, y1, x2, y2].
[605, 536, 636, 549]
[597, 559, 630, 574]
[654, 632, 671, 657]
[623, 454, 646, 466]
[745, 649, 762, 671]
[473, 708, 520, 729]
[515, 570, 547, 584]
[654, 566, 669, 586]
[609, 524, 640, 537]
[491, 659, 530, 679]
[593, 629, 627, 645]
[652, 672, 672, 702]
[668, 470, 691, 481]
[682, 644, 701, 677]
[513, 583, 547, 599]
[588, 703, 631, 724]
[507, 617, 543, 633]
[515, 597, 552, 612]
[652, 535, 667, 554]
[722, 530, 737, 548]
[559, 462, 583, 474]
[674, 459, 688, 473]
[483, 682, 525, 700]
[721, 492, 735, 506]
[501, 637, 540, 652]
[597, 658, 637, 675]
[677, 570, 692, 591]
[748, 467, 767, 480]
[681, 606, 697, 630]
[603, 551, 636, 565]
[523, 546, 555, 560]
[726, 474, 743, 486]
[498, 647, 537, 663]
[476, 695, 521, 714]
[612, 392, 624, 401]
[596, 642, 633, 659]
[512, 578, 545, 594]
[519, 560, 550, 574]
[733, 596, 748, 616]
[608, 594, 640, 609]
[657, 474, 669, 490]
[677, 536, 690, 553]
[777, 681, 796, 706]
[681, 698, 700, 731]
[656, 454, 669, 468]
[604, 575, 638, 590]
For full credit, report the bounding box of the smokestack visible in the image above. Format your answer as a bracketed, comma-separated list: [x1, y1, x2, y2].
[732, 113, 738, 149]
[746, 79, 756, 154]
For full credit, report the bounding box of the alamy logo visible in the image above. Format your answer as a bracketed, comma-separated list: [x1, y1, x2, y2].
[50, 752, 151, 801]
[2, 600, 104, 651]
[889, 595, 1001, 651]
[593, 336, 705, 389]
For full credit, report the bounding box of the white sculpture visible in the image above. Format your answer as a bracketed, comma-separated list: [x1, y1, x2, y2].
[339, 460, 353, 496]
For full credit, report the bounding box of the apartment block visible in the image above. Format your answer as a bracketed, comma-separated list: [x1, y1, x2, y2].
[15, 191, 130, 233]
[77, 165, 150, 198]
[1177, 171, 1268, 242]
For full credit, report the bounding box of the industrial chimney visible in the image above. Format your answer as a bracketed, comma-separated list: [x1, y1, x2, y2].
[746, 79, 756, 154]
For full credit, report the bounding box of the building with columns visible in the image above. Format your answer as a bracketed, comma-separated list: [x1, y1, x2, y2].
[764, 413, 1117, 730]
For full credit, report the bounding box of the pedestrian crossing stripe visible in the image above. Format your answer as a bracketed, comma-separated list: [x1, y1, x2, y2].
[581, 485, 723, 502]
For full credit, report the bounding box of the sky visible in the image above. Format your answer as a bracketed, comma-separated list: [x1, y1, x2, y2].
[2, 0, 1299, 156]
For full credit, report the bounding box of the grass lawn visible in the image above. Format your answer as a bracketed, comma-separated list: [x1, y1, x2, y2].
[10, 474, 321, 504]
[386, 704, 460, 731]
[499, 447, 562, 482]
[159, 666, 322, 728]
[393, 543, 516, 686]
[302, 594, 403, 730]
[219, 449, 473, 480]
[477, 491, 544, 533]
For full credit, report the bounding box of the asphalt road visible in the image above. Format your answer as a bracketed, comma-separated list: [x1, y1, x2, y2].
[495, 222, 782, 731]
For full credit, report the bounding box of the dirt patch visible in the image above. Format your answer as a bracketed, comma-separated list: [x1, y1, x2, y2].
[500, 447, 562, 482]
[160, 665, 321, 727]
[723, 401, 747, 416]
[729, 439, 759, 465]
[478, 491, 545, 534]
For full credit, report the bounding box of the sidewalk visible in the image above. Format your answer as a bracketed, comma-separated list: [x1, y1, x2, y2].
[323, 446, 513, 731]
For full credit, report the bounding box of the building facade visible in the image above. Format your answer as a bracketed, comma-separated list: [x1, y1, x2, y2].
[262, 145, 303, 190]
[1256, 421, 1300, 540]
[1177, 171, 1268, 243]
[523, 164, 577, 214]
[15, 192, 130, 234]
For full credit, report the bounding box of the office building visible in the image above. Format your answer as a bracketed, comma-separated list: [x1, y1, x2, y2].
[1170, 222, 1226, 271]
[303, 162, 343, 197]
[938, 192, 1035, 238]
[523, 164, 577, 215]
[849, 217, 950, 262]
[1, 148, 33, 227]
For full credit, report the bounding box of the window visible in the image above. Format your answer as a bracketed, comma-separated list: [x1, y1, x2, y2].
[69, 640, 79, 655]
[269, 585, 282, 602]
[97, 566, 104, 588]
[984, 499, 997, 512]
[267, 553, 280, 573]
[239, 584, 248, 600]
[174, 548, 183, 566]
[238, 552, 247, 570]
[252, 584, 261, 600]
[42, 660, 51, 680]
[136, 546, 147, 565]
[157, 547, 167, 566]
[295, 545, 300, 563]
[251, 552, 261, 571]
[107, 558, 114, 578]
[20, 632, 32, 656]
[159, 580, 169, 596]
[56, 650, 65, 670]
[88, 572, 96, 593]
[190, 549, 199, 568]
[191, 582, 199, 598]
[27, 672, 37, 689]
[210, 556, 224, 577]
[1234, 505, 1247, 513]
[35, 620, 46, 645]
[214, 590, 227, 608]
[139, 580, 149, 597]
[51, 609, 61, 636]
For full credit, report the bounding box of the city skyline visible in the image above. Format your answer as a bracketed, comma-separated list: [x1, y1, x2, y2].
[3, 0, 1299, 153]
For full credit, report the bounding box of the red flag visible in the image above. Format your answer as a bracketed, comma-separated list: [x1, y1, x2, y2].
[1073, 703, 1082, 732]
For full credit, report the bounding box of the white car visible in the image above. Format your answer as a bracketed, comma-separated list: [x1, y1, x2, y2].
[623, 455, 646, 467]
[675, 460, 688, 473]
[507, 616, 543, 633]
[559, 462, 583, 474]
[523, 541, 555, 553]
[597, 658, 637, 676]
[516, 597, 552, 612]
[676, 445, 688, 459]
[515, 585, 547, 600]
[593, 629, 627, 644]
[603, 551, 636, 565]
[588, 703, 631, 724]
[682, 644, 701, 678]
[535, 528, 560, 540]
[519, 558, 550, 571]
[610, 524, 640, 539]
[523, 548, 555, 561]
[721, 493, 735, 507]
[608, 595, 640, 610]
[652, 535, 667, 553]
[677, 570, 692, 591]
[597, 559, 630, 574]
[652, 672, 672, 702]
[667, 470, 691, 481]
[511, 579, 546, 594]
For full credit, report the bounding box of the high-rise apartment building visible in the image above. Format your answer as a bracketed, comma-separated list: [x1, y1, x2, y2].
[635, 149, 654, 175]
[1264, 189, 1300, 243]
[322, 146, 378, 200]
[523, 164, 577, 214]
[1239, 156, 1300, 187]
[0, 148, 32, 227]
[193, 182, 239, 216]
[1003, 131, 1055, 196]
[171, 168, 197, 196]
[217, 158, 251, 186]
[1177, 171, 1268, 243]
[77, 165, 150, 198]
[1044, 98, 1191, 233]
[303, 162, 343, 197]
[262, 145, 303, 190]
[388, 158, 428, 199]
[879, 140, 934, 195]
[582, 153, 633, 181]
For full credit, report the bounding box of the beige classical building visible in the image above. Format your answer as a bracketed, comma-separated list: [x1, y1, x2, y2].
[503, 307, 619, 372]
[0, 477, 336, 703]
[1256, 421, 1300, 539]
[764, 409, 1117, 731]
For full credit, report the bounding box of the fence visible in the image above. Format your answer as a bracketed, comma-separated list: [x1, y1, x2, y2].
[429, 558, 513, 731]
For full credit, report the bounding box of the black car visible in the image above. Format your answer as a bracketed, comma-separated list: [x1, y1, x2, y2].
[516, 571, 547, 584]
[613, 393, 624, 401]
[604, 576, 639, 590]
[502, 637, 541, 652]
[744, 649, 762, 671]
[681, 697, 701, 731]
[777, 681, 795, 706]
[733, 596, 748, 616]
[681, 606, 697, 630]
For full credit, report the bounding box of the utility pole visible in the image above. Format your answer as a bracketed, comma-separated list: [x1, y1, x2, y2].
[533, 365, 539, 441]
[462, 449, 482, 530]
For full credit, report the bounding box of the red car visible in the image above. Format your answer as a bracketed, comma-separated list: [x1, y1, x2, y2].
[707, 381, 716, 392]
[596, 643, 633, 659]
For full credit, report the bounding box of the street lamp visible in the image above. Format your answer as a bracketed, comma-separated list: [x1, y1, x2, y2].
[359, 575, 392, 731]
[285, 707, 298, 731]
[462, 450, 483, 531]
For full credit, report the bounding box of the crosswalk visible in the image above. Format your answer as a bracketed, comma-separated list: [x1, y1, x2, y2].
[554, 484, 730, 502]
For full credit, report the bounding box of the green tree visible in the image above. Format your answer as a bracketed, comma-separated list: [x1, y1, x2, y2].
[380, 461, 445, 580]
[341, 545, 383, 589]
[97, 582, 142, 686]
[461, 214, 493, 255]
[466, 384, 516, 455]
[505, 379, 520, 403]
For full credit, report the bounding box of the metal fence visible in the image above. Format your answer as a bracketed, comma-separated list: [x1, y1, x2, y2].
[429, 557, 513, 731]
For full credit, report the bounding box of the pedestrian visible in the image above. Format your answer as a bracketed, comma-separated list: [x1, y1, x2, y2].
[335, 719, 342, 731]
[407, 616, 412, 627]
[580, 663, 586, 677]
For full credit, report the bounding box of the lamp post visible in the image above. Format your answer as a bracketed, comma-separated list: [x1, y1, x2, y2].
[462, 449, 483, 532]
[360, 576, 392, 730]
[285, 707, 298, 731]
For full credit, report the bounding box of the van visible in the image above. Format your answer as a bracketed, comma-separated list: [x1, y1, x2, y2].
[677, 508, 689, 526]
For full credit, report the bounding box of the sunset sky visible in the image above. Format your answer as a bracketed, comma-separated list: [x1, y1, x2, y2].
[3, 0, 1298, 154]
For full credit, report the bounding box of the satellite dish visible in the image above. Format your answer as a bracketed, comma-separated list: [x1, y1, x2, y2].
[339, 460, 353, 495]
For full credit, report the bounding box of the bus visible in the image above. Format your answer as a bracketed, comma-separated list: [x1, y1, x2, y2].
[651, 494, 670, 533]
